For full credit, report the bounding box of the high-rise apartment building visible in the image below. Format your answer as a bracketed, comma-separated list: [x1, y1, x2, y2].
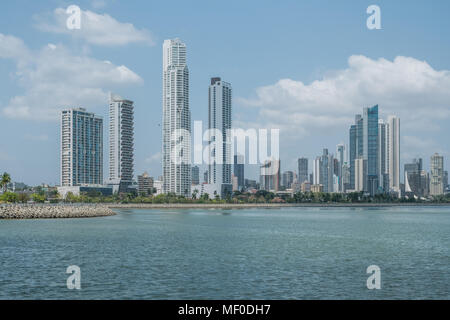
[444, 171, 449, 190]
[191, 166, 200, 185]
[430, 153, 444, 196]
[378, 119, 389, 192]
[298, 158, 308, 184]
[282, 171, 294, 189]
[137, 172, 154, 196]
[109, 93, 134, 193]
[207, 77, 232, 198]
[260, 159, 280, 192]
[350, 114, 364, 191]
[363, 105, 379, 195]
[404, 158, 428, 198]
[313, 149, 334, 193]
[354, 158, 366, 192]
[162, 38, 191, 197]
[386, 115, 400, 194]
[60, 108, 103, 187]
[349, 124, 357, 190]
[234, 154, 245, 190]
[336, 144, 346, 192]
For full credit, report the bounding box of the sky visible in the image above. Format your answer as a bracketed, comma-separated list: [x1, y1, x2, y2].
[0, 0, 449, 185]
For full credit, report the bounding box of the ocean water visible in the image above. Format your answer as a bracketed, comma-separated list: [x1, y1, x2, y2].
[0, 206, 449, 300]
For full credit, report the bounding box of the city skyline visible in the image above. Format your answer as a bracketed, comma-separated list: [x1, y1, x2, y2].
[0, 1, 450, 186]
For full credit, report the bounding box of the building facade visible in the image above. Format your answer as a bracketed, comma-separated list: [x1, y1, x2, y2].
[207, 77, 232, 198]
[234, 154, 245, 190]
[430, 153, 444, 196]
[282, 171, 294, 189]
[162, 38, 191, 197]
[191, 166, 200, 185]
[60, 108, 103, 187]
[137, 172, 154, 196]
[378, 119, 389, 192]
[297, 158, 308, 184]
[109, 93, 134, 193]
[386, 115, 400, 194]
[260, 159, 280, 192]
[363, 105, 379, 195]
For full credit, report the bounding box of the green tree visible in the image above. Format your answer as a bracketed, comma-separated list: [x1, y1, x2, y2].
[31, 193, 46, 203]
[1, 172, 11, 193]
[1, 192, 18, 203]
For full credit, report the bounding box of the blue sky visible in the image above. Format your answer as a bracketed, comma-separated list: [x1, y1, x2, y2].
[0, 0, 449, 185]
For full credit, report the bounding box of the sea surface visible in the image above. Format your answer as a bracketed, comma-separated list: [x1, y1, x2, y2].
[0, 206, 449, 299]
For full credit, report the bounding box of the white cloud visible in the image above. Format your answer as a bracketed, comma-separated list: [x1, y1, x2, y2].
[0, 33, 143, 120]
[34, 8, 154, 46]
[0, 33, 31, 63]
[145, 152, 161, 164]
[236, 55, 450, 169]
[238, 55, 450, 136]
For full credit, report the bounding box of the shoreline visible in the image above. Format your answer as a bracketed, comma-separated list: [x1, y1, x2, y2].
[109, 203, 450, 209]
[1, 202, 449, 219]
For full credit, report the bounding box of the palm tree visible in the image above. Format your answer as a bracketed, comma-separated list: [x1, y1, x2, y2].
[1, 172, 11, 193]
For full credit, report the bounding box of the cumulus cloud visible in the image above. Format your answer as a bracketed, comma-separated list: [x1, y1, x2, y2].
[236, 55, 450, 167]
[34, 8, 154, 46]
[0, 33, 143, 120]
[0, 33, 31, 62]
[239, 55, 450, 135]
[145, 152, 161, 164]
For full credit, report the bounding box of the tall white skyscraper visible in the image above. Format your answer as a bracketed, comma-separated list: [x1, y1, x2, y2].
[313, 157, 321, 185]
[430, 153, 444, 196]
[60, 108, 103, 187]
[207, 77, 232, 198]
[109, 93, 134, 193]
[378, 119, 388, 191]
[162, 38, 191, 197]
[386, 115, 400, 193]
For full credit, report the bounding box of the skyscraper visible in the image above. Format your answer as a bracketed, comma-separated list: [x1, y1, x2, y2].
[109, 93, 134, 193]
[208, 77, 232, 198]
[282, 171, 294, 189]
[191, 166, 200, 185]
[297, 158, 308, 184]
[349, 114, 364, 191]
[313, 157, 321, 186]
[430, 153, 444, 196]
[260, 159, 280, 192]
[444, 171, 449, 190]
[354, 158, 366, 192]
[162, 38, 191, 197]
[336, 144, 346, 192]
[386, 115, 400, 194]
[60, 108, 103, 187]
[404, 158, 428, 198]
[320, 149, 334, 193]
[363, 105, 379, 195]
[378, 119, 389, 192]
[203, 170, 209, 184]
[234, 154, 245, 190]
[349, 124, 357, 190]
